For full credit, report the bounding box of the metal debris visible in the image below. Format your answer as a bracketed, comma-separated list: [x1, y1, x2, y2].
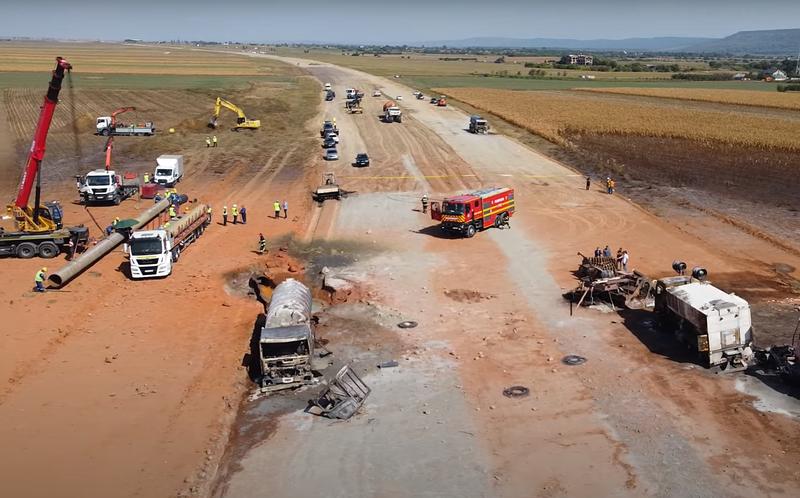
[377, 360, 399, 369]
[502, 385, 530, 398]
[562, 355, 587, 366]
[397, 320, 418, 329]
[309, 365, 371, 420]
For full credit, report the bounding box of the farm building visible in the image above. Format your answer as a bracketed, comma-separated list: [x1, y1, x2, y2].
[760, 68, 788, 81]
[559, 54, 594, 66]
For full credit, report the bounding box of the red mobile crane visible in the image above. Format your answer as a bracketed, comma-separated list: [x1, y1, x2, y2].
[0, 57, 88, 259]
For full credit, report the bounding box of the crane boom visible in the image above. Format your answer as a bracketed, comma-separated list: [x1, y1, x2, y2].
[14, 57, 72, 209]
[110, 106, 136, 127]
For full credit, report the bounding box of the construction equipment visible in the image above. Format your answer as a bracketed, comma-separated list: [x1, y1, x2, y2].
[469, 115, 489, 134]
[127, 202, 210, 279]
[153, 154, 183, 187]
[257, 279, 316, 392]
[77, 136, 140, 205]
[430, 187, 514, 238]
[208, 97, 260, 131]
[346, 97, 363, 114]
[571, 258, 753, 371]
[49, 198, 174, 286]
[571, 253, 653, 310]
[312, 173, 341, 202]
[382, 100, 402, 123]
[654, 274, 753, 371]
[309, 365, 371, 420]
[0, 57, 89, 259]
[95, 107, 155, 136]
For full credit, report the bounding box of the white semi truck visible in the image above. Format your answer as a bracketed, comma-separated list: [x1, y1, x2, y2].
[153, 154, 184, 187]
[127, 203, 210, 279]
[654, 275, 753, 370]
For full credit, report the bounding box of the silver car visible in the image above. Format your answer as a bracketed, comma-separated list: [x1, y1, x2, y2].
[325, 148, 339, 161]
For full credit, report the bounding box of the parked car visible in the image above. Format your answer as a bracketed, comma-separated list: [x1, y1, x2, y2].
[323, 137, 336, 148]
[430, 97, 439, 105]
[373, 90, 382, 97]
[396, 95, 403, 101]
[325, 148, 339, 161]
[354, 153, 370, 167]
[325, 132, 339, 144]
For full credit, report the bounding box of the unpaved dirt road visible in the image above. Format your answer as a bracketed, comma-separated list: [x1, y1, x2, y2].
[213, 54, 800, 498]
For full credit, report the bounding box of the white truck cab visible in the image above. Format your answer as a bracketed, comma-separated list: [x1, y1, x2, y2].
[128, 230, 172, 278]
[153, 154, 184, 187]
[324, 83, 332, 91]
[79, 169, 139, 205]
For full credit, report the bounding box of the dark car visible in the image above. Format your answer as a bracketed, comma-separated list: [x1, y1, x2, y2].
[430, 97, 439, 105]
[323, 137, 336, 148]
[354, 153, 370, 167]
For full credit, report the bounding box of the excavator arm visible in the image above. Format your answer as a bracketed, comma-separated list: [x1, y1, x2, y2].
[11, 57, 71, 232]
[208, 97, 260, 130]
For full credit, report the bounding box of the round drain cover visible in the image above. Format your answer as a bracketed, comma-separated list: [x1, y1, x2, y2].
[502, 385, 530, 398]
[562, 355, 587, 366]
[397, 321, 418, 329]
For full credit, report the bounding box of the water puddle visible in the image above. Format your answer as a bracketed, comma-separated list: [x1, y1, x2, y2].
[735, 375, 800, 418]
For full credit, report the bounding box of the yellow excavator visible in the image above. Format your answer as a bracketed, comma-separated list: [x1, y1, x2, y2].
[208, 97, 261, 131]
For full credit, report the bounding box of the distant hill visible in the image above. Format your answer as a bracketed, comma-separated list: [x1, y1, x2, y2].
[683, 29, 800, 55]
[424, 36, 715, 51]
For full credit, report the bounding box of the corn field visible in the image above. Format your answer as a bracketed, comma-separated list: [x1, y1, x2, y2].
[438, 88, 800, 151]
[575, 87, 800, 111]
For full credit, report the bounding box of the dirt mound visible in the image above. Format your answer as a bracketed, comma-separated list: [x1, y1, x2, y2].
[70, 112, 97, 134]
[175, 116, 213, 133]
[444, 289, 496, 303]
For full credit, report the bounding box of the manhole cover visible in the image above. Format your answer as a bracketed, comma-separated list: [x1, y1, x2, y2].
[562, 355, 587, 366]
[397, 321, 418, 329]
[502, 385, 530, 398]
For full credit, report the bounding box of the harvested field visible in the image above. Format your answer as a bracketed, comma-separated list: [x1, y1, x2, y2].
[0, 42, 297, 76]
[576, 87, 800, 110]
[437, 87, 800, 150]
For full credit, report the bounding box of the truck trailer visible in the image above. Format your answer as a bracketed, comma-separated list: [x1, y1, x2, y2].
[127, 203, 210, 278]
[430, 187, 515, 238]
[96, 118, 155, 136]
[258, 278, 315, 391]
[382, 101, 402, 123]
[654, 275, 753, 370]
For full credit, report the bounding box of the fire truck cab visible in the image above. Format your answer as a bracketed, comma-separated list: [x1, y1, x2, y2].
[430, 187, 515, 238]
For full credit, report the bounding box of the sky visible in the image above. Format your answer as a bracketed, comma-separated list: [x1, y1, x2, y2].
[2, 0, 799, 44]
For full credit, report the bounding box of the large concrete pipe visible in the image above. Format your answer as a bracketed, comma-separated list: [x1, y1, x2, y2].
[49, 199, 171, 287]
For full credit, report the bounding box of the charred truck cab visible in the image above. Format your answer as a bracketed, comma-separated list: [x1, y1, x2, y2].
[430, 187, 514, 238]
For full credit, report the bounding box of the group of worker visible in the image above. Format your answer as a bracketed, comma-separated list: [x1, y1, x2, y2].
[221, 204, 246, 225]
[205, 136, 218, 148]
[593, 245, 630, 272]
[605, 177, 616, 195]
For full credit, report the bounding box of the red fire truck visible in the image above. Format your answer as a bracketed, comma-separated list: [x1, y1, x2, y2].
[430, 187, 515, 238]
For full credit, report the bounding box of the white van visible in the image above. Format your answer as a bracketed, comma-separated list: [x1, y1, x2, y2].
[154, 154, 184, 187]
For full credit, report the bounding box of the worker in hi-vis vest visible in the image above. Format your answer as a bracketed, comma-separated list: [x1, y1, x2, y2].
[34, 267, 47, 293]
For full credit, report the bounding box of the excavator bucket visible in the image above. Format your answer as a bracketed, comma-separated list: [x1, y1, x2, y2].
[208, 116, 218, 129]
